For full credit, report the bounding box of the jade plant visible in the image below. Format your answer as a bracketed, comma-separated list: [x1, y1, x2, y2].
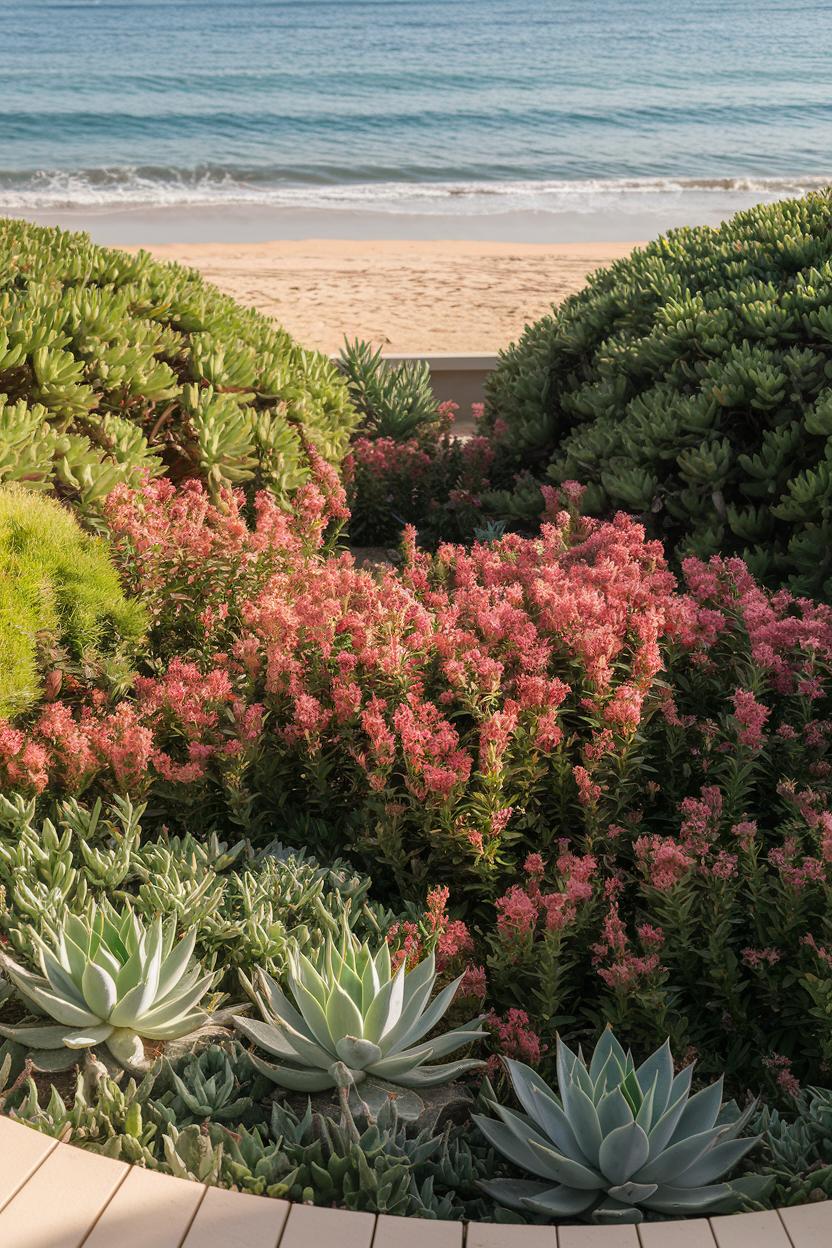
[475, 1028, 772, 1224]
[234, 924, 485, 1091]
[0, 217, 357, 516]
[0, 902, 213, 1069]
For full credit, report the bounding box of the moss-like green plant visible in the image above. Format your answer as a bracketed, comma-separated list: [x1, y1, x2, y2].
[483, 190, 832, 597]
[0, 218, 357, 516]
[0, 485, 145, 716]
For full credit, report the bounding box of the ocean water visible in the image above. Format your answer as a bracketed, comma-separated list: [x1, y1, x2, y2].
[0, 0, 830, 240]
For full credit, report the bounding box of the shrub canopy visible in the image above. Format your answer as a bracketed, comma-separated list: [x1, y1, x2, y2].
[0, 218, 357, 518]
[0, 484, 144, 717]
[483, 191, 832, 598]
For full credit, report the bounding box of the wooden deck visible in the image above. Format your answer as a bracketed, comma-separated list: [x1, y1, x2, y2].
[0, 1115, 827, 1247]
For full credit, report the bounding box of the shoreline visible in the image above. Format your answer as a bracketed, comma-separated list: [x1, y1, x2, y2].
[122, 238, 641, 354]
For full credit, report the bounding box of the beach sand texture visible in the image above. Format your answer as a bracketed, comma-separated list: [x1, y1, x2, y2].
[125, 239, 641, 354]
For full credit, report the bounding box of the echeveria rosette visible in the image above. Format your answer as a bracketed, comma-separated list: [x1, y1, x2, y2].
[0, 903, 212, 1069]
[475, 1028, 773, 1224]
[234, 925, 486, 1091]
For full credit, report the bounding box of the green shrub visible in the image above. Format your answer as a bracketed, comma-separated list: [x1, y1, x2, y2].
[0, 485, 144, 716]
[483, 190, 832, 597]
[0, 218, 357, 517]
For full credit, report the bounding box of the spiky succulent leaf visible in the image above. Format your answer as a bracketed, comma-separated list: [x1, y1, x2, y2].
[476, 1026, 763, 1223]
[234, 922, 484, 1091]
[0, 901, 210, 1068]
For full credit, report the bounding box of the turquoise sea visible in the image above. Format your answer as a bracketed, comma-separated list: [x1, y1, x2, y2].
[0, 0, 830, 240]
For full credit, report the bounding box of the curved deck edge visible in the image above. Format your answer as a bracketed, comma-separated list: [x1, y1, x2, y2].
[0, 1113, 827, 1247]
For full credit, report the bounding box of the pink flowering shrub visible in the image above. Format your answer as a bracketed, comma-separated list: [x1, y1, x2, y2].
[2, 477, 832, 1089]
[344, 403, 495, 546]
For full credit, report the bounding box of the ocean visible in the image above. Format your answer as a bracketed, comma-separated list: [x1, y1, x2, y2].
[1, 0, 830, 242]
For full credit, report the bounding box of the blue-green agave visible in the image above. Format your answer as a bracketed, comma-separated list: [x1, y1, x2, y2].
[475, 1028, 772, 1224]
[234, 925, 485, 1091]
[0, 902, 212, 1068]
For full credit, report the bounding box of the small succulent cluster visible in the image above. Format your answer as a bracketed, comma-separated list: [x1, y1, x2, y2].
[0, 793, 379, 984]
[482, 190, 832, 596]
[0, 218, 357, 515]
[235, 925, 485, 1091]
[476, 1029, 771, 1223]
[749, 1086, 832, 1206]
[338, 339, 443, 442]
[1, 1041, 497, 1220]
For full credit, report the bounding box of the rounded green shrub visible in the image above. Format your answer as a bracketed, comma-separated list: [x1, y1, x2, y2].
[0, 218, 357, 516]
[483, 191, 832, 597]
[0, 485, 145, 716]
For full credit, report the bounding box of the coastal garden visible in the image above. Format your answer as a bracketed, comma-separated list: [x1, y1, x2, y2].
[1, 197, 832, 1231]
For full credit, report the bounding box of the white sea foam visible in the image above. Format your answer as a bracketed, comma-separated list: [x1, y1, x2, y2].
[0, 171, 828, 214]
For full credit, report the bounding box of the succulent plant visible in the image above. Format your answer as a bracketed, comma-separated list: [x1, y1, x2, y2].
[9, 1055, 160, 1164]
[156, 1044, 259, 1125]
[0, 902, 213, 1068]
[234, 925, 485, 1091]
[475, 1028, 772, 1224]
[0, 219, 357, 517]
[338, 338, 441, 442]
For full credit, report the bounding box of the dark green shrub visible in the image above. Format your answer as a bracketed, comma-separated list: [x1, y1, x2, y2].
[0, 218, 357, 517]
[0, 485, 144, 716]
[483, 191, 832, 597]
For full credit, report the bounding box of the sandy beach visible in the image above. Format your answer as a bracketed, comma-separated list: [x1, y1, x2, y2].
[125, 238, 641, 354]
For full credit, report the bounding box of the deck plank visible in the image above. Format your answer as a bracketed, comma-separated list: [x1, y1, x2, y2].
[374, 1212, 463, 1247]
[778, 1202, 832, 1247]
[558, 1227, 641, 1248]
[466, 1224, 557, 1248]
[709, 1210, 792, 1248]
[0, 1138, 127, 1248]
[278, 1203, 376, 1248]
[181, 1184, 289, 1248]
[81, 1165, 206, 1248]
[0, 1116, 58, 1212]
[639, 1220, 718, 1247]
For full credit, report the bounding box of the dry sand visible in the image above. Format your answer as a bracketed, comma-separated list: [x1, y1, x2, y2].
[125, 238, 641, 354]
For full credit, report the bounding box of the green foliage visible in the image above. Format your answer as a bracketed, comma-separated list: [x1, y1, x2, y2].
[0, 793, 382, 990]
[4, 1042, 498, 1220]
[476, 1029, 771, 1224]
[153, 1042, 264, 1125]
[234, 925, 485, 1091]
[338, 340, 442, 442]
[484, 190, 832, 596]
[0, 900, 212, 1069]
[0, 485, 144, 716]
[749, 1085, 832, 1206]
[0, 217, 357, 515]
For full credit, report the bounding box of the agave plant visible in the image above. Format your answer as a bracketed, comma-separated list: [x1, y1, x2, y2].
[475, 1028, 772, 1224]
[0, 902, 212, 1068]
[234, 925, 485, 1091]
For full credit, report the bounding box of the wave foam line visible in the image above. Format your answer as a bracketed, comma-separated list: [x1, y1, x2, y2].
[0, 170, 829, 212]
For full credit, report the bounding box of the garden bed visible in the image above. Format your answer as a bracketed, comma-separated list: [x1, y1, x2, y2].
[3, 208, 832, 1239]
